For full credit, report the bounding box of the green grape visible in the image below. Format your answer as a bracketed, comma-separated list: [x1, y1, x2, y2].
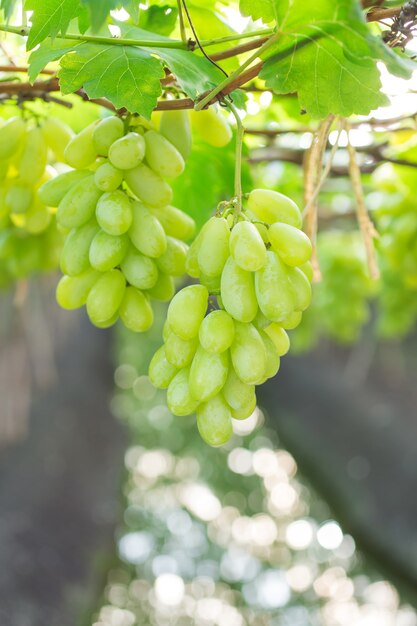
[144, 130, 185, 179]
[255, 251, 295, 322]
[230, 395, 257, 420]
[167, 284, 208, 339]
[253, 309, 270, 330]
[259, 330, 281, 379]
[129, 202, 167, 258]
[149, 345, 178, 389]
[0, 117, 25, 159]
[23, 202, 52, 234]
[108, 132, 145, 170]
[18, 127, 48, 184]
[247, 189, 302, 228]
[86, 269, 126, 325]
[94, 162, 124, 192]
[220, 256, 258, 322]
[119, 286, 154, 332]
[93, 116, 124, 156]
[189, 346, 229, 402]
[56, 269, 100, 310]
[198, 216, 230, 277]
[230, 322, 266, 385]
[264, 323, 290, 356]
[299, 261, 313, 282]
[268, 222, 312, 266]
[229, 220, 266, 272]
[165, 332, 198, 368]
[39, 170, 91, 207]
[96, 190, 133, 236]
[190, 108, 232, 148]
[41, 117, 74, 162]
[287, 266, 312, 311]
[93, 311, 119, 329]
[196, 395, 233, 447]
[5, 183, 32, 213]
[60, 219, 99, 276]
[156, 236, 187, 276]
[185, 232, 203, 278]
[222, 369, 255, 412]
[167, 367, 200, 416]
[149, 205, 195, 241]
[145, 272, 175, 301]
[124, 163, 173, 207]
[198, 310, 235, 353]
[159, 110, 192, 160]
[57, 175, 102, 229]
[64, 121, 98, 169]
[254, 222, 269, 243]
[200, 272, 221, 293]
[120, 247, 158, 289]
[89, 230, 129, 272]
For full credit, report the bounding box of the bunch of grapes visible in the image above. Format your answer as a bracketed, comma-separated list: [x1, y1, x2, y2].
[40, 111, 196, 331]
[149, 189, 312, 447]
[0, 115, 73, 285]
[296, 231, 374, 346]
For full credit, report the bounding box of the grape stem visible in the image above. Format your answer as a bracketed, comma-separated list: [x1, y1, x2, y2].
[227, 101, 245, 220]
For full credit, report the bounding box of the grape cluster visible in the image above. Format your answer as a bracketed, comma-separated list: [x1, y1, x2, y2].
[0, 115, 73, 284]
[149, 189, 312, 447]
[40, 112, 195, 331]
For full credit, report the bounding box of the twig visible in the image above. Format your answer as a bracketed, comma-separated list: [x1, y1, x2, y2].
[210, 36, 270, 62]
[344, 120, 380, 280]
[303, 115, 335, 281]
[366, 6, 401, 22]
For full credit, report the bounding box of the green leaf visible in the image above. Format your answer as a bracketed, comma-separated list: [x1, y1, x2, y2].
[58, 43, 165, 118]
[259, 0, 414, 118]
[25, 0, 82, 49]
[239, 0, 277, 23]
[28, 38, 78, 82]
[0, 0, 19, 19]
[80, 0, 117, 31]
[138, 5, 178, 36]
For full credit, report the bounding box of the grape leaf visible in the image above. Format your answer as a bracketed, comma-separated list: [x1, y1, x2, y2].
[28, 38, 77, 82]
[259, 0, 414, 118]
[239, 0, 277, 23]
[0, 0, 19, 19]
[138, 5, 178, 36]
[58, 43, 165, 118]
[25, 0, 82, 49]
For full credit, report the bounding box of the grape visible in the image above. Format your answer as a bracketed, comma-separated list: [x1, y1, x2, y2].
[229, 220, 266, 271]
[263, 323, 290, 356]
[247, 189, 302, 228]
[230, 395, 257, 420]
[198, 310, 234, 353]
[220, 256, 258, 322]
[119, 286, 154, 332]
[129, 202, 167, 258]
[198, 216, 230, 277]
[86, 269, 126, 324]
[268, 222, 312, 266]
[149, 345, 178, 389]
[230, 322, 266, 385]
[124, 163, 173, 207]
[93, 311, 119, 329]
[89, 230, 129, 272]
[167, 367, 200, 416]
[57, 175, 102, 229]
[96, 190, 133, 235]
[167, 284, 208, 339]
[159, 110, 192, 160]
[39, 169, 91, 206]
[60, 219, 99, 276]
[260, 330, 281, 379]
[287, 266, 312, 311]
[93, 116, 124, 156]
[222, 369, 255, 412]
[189, 346, 229, 402]
[145, 271, 175, 301]
[108, 132, 145, 169]
[23, 201, 52, 234]
[144, 130, 185, 179]
[196, 395, 233, 447]
[120, 247, 158, 289]
[165, 331, 198, 369]
[156, 236, 188, 276]
[18, 127, 48, 185]
[64, 121, 98, 169]
[191, 107, 232, 148]
[0, 117, 25, 159]
[5, 183, 33, 214]
[41, 117, 74, 162]
[255, 251, 295, 321]
[56, 269, 100, 309]
[149, 205, 195, 241]
[94, 162, 124, 192]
